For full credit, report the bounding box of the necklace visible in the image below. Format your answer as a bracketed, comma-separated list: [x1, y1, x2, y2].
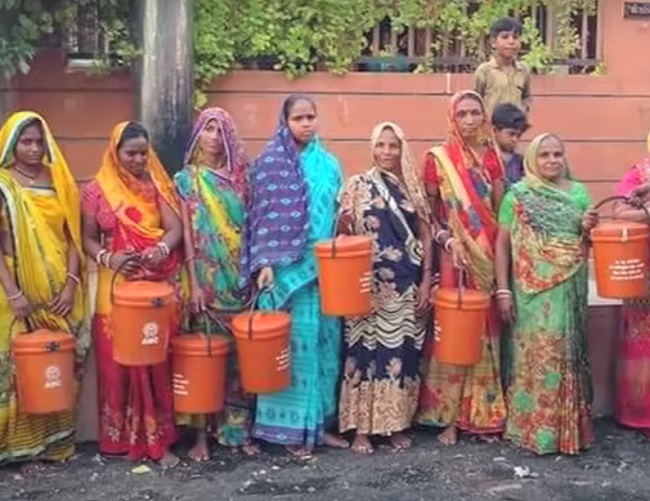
[13, 165, 43, 186]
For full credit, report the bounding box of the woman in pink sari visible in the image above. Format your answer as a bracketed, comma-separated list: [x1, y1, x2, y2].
[613, 132, 650, 437]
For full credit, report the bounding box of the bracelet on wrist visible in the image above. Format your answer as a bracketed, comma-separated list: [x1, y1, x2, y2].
[66, 272, 81, 285]
[7, 289, 23, 301]
[434, 229, 450, 245]
[444, 237, 456, 253]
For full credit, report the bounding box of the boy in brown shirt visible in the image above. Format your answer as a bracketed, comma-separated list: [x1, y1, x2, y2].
[475, 17, 532, 117]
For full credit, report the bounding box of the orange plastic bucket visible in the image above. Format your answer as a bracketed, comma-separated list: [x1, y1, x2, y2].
[231, 290, 291, 394]
[315, 235, 373, 316]
[591, 222, 650, 298]
[13, 329, 76, 414]
[111, 280, 175, 366]
[590, 195, 650, 299]
[171, 332, 229, 414]
[433, 287, 490, 366]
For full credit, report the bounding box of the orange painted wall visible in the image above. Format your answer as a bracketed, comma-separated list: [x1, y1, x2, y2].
[4, 0, 650, 205]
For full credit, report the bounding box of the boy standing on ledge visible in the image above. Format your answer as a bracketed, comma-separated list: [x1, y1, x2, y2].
[475, 17, 532, 117]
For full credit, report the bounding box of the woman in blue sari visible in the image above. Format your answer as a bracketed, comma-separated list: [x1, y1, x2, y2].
[175, 107, 257, 461]
[241, 94, 349, 458]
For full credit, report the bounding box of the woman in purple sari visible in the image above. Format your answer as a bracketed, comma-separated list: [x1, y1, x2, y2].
[241, 94, 348, 458]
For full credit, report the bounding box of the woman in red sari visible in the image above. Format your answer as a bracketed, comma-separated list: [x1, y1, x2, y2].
[81, 122, 183, 467]
[416, 90, 507, 446]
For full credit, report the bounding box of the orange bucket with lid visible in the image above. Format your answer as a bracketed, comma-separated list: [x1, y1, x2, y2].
[315, 235, 373, 317]
[171, 313, 229, 414]
[590, 196, 650, 299]
[433, 274, 490, 366]
[12, 318, 76, 414]
[110, 265, 175, 366]
[231, 288, 291, 394]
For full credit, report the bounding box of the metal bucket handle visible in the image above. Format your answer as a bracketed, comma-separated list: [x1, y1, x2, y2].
[593, 195, 650, 224]
[247, 286, 277, 340]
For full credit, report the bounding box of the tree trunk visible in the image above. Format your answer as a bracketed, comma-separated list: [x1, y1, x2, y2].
[135, 0, 193, 175]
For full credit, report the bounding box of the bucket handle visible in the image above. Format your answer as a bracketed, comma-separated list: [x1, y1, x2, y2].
[109, 255, 144, 305]
[329, 210, 349, 259]
[247, 286, 276, 340]
[456, 267, 465, 310]
[592, 195, 650, 225]
[201, 308, 234, 357]
[8, 304, 74, 352]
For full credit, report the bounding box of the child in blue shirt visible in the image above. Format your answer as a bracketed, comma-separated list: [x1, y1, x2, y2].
[491, 103, 530, 188]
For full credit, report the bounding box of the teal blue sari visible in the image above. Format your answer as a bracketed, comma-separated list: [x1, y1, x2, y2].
[252, 138, 343, 446]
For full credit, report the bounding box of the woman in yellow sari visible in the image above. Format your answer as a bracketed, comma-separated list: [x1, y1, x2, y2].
[0, 111, 90, 468]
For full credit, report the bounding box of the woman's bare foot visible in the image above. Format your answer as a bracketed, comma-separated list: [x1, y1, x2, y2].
[285, 445, 313, 459]
[240, 441, 261, 457]
[188, 432, 210, 462]
[19, 462, 44, 476]
[323, 432, 349, 449]
[390, 432, 412, 452]
[438, 425, 458, 446]
[477, 434, 501, 444]
[351, 433, 374, 455]
[159, 449, 180, 469]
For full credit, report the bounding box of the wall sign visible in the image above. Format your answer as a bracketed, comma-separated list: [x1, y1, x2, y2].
[624, 2, 650, 19]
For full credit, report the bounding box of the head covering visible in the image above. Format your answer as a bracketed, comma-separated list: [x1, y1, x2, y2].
[523, 133, 571, 188]
[447, 90, 499, 166]
[0, 110, 83, 256]
[240, 97, 312, 280]
[370, 121, 430, 221]
[184, 107, 248, 199]
[96, 121, 179, 217]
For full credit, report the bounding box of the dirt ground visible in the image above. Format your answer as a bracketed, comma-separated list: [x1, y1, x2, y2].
[1, 420, 650, 501]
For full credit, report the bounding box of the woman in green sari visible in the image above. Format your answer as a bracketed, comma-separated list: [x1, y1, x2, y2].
[175, 107, 257, 460]
[495, 133, 598, 455]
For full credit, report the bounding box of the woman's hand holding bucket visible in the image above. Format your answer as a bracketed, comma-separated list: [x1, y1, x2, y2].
[190, 284, 206, 314]
[110, 250, 141, 277]
[496, 290, 516, 325]
[257, 267, 275, 290]
[581, 208, 599, 234]
[9, 292, 32, 320]
[448, 238, 469, 269]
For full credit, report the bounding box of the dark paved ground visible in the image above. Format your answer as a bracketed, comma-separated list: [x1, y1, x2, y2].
[1, 420, 650, 501]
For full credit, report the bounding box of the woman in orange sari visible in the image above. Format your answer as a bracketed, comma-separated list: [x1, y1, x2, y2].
[416, 90, 507, 445]
[81, 122, 183, 467]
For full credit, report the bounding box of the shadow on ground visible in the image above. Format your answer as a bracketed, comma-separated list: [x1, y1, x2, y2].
[1, 420, 650, 501]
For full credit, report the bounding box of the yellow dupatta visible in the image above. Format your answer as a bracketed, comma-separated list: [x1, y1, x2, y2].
[0, 111, 89, 362]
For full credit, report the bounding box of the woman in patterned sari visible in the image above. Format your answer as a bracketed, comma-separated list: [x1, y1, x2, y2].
[416, 90, 506, 446]
[82, 121, 183, 467]
[611, 131, 650, 438]
[175, 107, 258, 460]
[0, 111, 90, 468]
[241, 94, 349, 458]
[337, 122, 431, 454]
[495, 133, 597, 454]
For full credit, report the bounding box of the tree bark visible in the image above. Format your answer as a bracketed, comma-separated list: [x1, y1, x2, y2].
[135, 0, 193, 175]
